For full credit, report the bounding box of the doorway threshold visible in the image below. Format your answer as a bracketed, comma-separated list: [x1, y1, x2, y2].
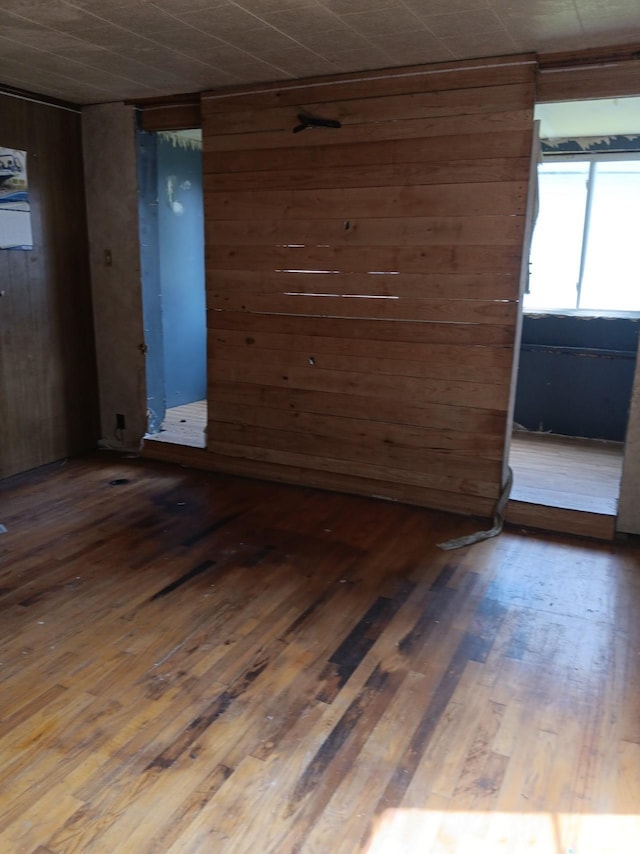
[143, 400, 209, 468]
[145, 400, 207, 449]
[505, 432, 622, 540]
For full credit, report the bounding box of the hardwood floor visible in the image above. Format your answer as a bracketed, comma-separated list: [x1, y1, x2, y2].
[1, 454, 639, 853]
[507, 432, 623, 541]
[510, 432, 623, 515]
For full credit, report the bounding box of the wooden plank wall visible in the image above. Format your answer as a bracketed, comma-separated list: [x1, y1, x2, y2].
[201, 55, 536, 517]
[135, 93, 201, 131]
[0, 90, 99, 480]
[537, 44, 640, 102]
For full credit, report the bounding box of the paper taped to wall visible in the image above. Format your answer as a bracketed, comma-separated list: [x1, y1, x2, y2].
[0, 147, 33, 250]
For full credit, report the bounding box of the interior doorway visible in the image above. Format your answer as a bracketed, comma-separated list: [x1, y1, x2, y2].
[509, 97, 640, 524]
[138, 128, 207, 450]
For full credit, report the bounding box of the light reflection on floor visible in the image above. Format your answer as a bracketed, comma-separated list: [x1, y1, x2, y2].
[365, 809, 640, 853]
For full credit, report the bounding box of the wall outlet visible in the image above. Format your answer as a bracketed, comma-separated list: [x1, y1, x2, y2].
[116, 413, 126, 430]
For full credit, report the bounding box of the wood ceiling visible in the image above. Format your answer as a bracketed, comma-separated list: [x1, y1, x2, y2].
[1, 0, 640, 105]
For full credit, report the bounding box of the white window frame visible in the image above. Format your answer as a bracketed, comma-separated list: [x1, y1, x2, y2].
[525, 150, 640, 318]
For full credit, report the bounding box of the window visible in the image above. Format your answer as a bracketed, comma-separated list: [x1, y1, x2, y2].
[525, 158, 640, 313]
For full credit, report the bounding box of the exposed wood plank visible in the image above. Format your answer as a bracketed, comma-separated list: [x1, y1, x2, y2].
[209, 360, 511, 411]
[205, 157, 531, 192]
[210, 330, 512, 371]
[208, 382, 508, 435]
[204, 108, 533, 152]
[138, 101, 201, 131]
[206, 244, 523, 274]
[536, 58, 640, 103]
[208, 343, 511, 386]
[538, 41, 640, 70]
[194, 437, 499, 508]
[207, 215, 526, 247]
[205, 182, 528, 221]
[208, 411, 502, 472]
[141, 440, 210, 467]
[209, 310, 515, 347]
[205, 82, 534, 136]
[202, 445, 501, 509]
[505, 501, 615, 541]
[208, 414, 504, 466]
[206, 269, 520, 301]
[204, 130, 533, 176]
[207, 293, 518, 325]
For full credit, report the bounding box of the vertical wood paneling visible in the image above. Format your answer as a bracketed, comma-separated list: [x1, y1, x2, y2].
[82, 103, 148, 452]
[202, 56, 536, 516]
[0, 92, 99, 479]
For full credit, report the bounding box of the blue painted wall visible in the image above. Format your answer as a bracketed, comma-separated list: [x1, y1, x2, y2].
[514, 315, 639, 441]
[157, 135, 206, 408]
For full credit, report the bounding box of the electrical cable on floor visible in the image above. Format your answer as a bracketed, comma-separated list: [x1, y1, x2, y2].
[437, 466, 513, 551]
